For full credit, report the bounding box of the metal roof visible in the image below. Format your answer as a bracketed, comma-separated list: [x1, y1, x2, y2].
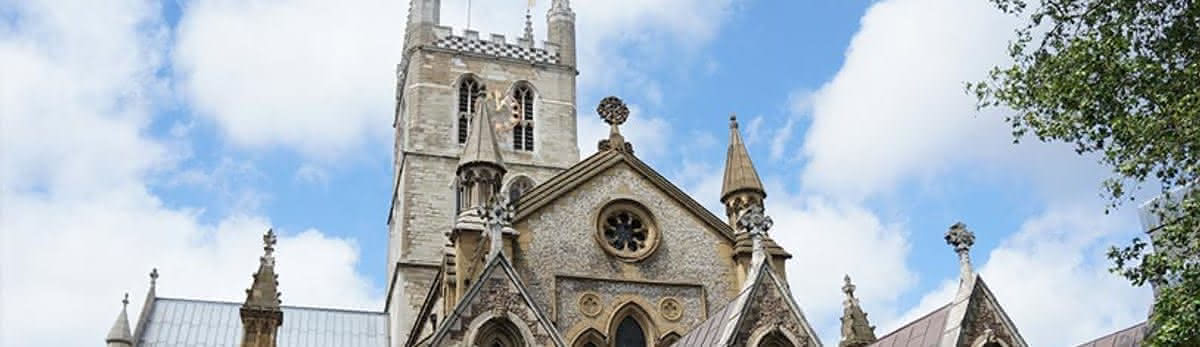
[867, 303, 951, 347]
[137, 298, 388, 347]
[1076, 321, 1147, 347]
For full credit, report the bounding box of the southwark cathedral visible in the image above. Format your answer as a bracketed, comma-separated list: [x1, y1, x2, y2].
[103, 1, 1150, 346]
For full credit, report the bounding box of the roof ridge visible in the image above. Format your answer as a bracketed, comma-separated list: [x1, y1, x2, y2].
[155, 297, 386, 315]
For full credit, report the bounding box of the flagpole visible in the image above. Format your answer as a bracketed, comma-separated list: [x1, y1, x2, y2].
[466, 0, 472, 29]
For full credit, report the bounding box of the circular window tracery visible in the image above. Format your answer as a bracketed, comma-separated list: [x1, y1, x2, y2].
[595, 200, 659, 261]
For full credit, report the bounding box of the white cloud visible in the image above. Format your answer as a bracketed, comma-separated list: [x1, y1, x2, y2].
[798, 0, 1030, 199]
[888, 205, 1151, 346]
[577, 103, 672, 160]
[769, 191, 917, 343]
[0, 1, 381, 345]
[173, 0, 405, 158]
[785, 0, 1152, 344]
[770, 118, 795, 161]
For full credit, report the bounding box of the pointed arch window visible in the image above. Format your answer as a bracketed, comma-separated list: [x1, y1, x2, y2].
[507, 176, 535, 204]
[458, 76, 483, 144]
[614, 316, 646, 347]
[512, 83, 535, 151]
[473, 318, 524, 347]
[758, 331, 794, 347]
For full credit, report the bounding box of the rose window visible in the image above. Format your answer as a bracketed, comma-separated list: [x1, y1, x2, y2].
[604, 211, 647, 251]
[595, 200, 659, 261]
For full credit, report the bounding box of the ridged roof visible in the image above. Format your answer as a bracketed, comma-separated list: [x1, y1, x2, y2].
[1075, 321, 1147, 347]
[137, 298, 388, 347]
[721, 115, 765, 201]
[457, 99, 506, 172]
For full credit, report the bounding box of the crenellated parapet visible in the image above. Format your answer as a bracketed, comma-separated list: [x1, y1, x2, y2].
[430, 26, 562, 65]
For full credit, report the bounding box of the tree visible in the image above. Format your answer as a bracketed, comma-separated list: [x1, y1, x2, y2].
[971, 0, 1199, 345]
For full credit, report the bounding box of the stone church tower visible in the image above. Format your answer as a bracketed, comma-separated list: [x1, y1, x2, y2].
[387, 0, 580, 342]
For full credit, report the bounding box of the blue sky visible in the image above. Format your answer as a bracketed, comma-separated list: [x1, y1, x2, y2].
[1, 0, 1154, 345]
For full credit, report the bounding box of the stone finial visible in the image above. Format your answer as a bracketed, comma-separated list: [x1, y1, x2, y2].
[550, 0, 571, 12]
[839, 275, 878, 347]
[482, 194, 513, 260]
[944, 222, 976, 283]
[244, 229, 281, 309]
[522, 8, 534, 42]
[737, 205, 773, 274]
[842, 275, 856, 299]
[106, 293, 135, 347]
[149, 268, 159, 288]
[597, 96, 634, 153]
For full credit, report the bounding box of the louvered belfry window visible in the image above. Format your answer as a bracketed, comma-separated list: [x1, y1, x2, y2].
[512, 83, 534, 151]
[457, 77, 482, 144]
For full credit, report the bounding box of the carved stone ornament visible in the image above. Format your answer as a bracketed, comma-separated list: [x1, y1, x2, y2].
[578, 292, 602, 317]
[482, 282, 523, 317]
[659, 297, 683, 321]
[597, 96, 629, 126]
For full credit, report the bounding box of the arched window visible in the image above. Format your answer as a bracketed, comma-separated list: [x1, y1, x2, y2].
[614, 316, 646, 347]
[473, 318, 524, 347]
[758, 331, 794, 347]
[458, 76, 483, 144]
[511, 83, 535, 151]
[507, 176, 535, 204]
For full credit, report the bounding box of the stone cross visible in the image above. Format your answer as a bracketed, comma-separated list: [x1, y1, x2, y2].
[482, 195, 512, 260]
[596, 96, 633, 153]
[944, 222, 975, 283]
[737, 205, 773, 269]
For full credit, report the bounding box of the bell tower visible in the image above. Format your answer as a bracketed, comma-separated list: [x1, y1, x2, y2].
[387, 0, 579, 343]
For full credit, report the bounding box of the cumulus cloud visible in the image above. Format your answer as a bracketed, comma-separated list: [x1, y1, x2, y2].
[577, 104, 672, 160]
[768, 191, 916, 342]
[886, 205, 1152, 346]
[173, 0, 405, 158]
[792, 0, 1153, 344]
[0, 1, 381, 345]
[798, 0, 1027, 199]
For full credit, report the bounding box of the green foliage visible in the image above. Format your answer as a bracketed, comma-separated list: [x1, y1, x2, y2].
[971, 0, 1199, 345]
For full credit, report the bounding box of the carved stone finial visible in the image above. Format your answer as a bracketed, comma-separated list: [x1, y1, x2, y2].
[839, 273, 878, 347]
[945, 222, 976, 283]
[598, 96, 629, 126]
[122, 293, 130, 307]
[730, 113, 738, 127]
[263, 228, 277, 255]
[482, 194, 512, 260]
[597, 96, 634, 153]
[149, 268, 159, 288]
[737, 205, 773, 278]
[737, 205, 773, 237]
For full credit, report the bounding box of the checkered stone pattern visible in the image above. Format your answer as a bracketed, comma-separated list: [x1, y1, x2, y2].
[434, 36, 560, 65]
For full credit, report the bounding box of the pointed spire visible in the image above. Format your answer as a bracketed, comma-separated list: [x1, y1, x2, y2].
[244, 229, 281, 309]
[839, 275, 877, 347]
[106, 294, 134, 347]
[944, 222, 976, 285]
[458, 88, 506, 173]
[722, 114, 766, 201]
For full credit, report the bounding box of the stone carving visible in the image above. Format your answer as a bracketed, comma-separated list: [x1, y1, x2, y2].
[596, 96, 634, 153]
[960, 288, 1016, 347]
[659, 297, 683, 321]
[945, 222, 976, 283]
[597, 96, 629, 126]
[731, 280, 810, 347]
[578, 293, 602, 317]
